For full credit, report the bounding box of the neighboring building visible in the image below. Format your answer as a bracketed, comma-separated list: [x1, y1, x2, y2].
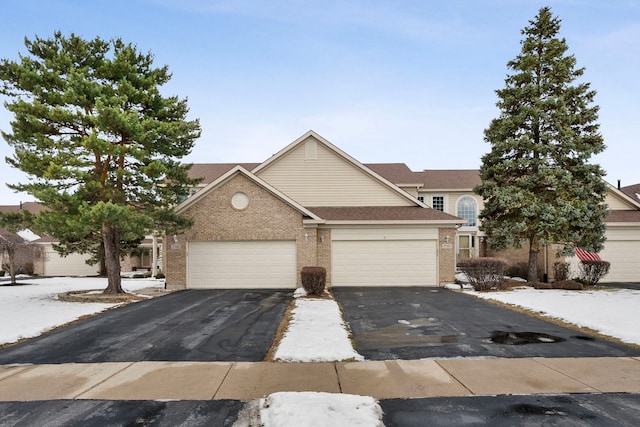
[0, 203, 160, 277]
[166, 131, 464, 289]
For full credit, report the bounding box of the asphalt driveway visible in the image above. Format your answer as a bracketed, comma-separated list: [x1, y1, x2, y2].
[0, 289, 290, 364]
[333, 287, 640, 360]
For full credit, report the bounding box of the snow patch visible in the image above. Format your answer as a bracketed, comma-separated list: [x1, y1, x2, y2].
[0, 277, 164, 345]
[273, 298, 363, 362]
[234, 392, 384, 427]
[468, 287, 640, 345]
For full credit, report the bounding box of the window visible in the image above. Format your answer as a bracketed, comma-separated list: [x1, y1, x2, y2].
[456, 196, 477, 226]
[417, 195, 425, 203]
[431, 196, 444, 211]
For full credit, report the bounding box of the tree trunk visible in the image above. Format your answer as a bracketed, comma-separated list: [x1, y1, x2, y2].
[102, 224, 124, 294]
[527, 239, 539, 283]
[8, 248, 17, 286]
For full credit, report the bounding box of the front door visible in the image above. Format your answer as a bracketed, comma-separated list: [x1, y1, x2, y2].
[457, 234, 475, 264]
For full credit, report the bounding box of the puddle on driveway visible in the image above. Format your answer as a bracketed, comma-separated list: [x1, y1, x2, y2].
[489, 331, 566, 345]
[355, 318, 459, 350]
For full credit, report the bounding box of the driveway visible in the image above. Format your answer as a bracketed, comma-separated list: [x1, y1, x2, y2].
[0, 289, 290, 364]
[333, 287, 640, 360]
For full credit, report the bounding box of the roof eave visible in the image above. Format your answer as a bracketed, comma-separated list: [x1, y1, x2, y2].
[320, 219, 464, 226]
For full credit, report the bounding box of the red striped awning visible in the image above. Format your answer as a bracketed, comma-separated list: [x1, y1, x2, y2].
[575, 247, 601, 261]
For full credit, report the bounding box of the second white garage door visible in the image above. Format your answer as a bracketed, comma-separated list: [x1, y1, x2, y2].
[599, 240, 640, 283]
[187, 241, 297, 289]
[332, 239, 437, 286]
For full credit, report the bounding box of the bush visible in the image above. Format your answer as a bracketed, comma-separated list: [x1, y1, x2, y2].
[553, 262, 570, 281]
[301, 266, 326, 296]
[505, 262, 528, 280]
[579, 260, 611, 286]
[458, 257, 508, 292]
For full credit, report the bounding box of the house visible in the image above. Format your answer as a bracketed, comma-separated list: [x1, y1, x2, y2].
[165, 131, 464, 289]
[0, 203, 160, 277]
[171, 131, 640, 288]
[580, 183, 640, 283]
[371, 166, 640, 283]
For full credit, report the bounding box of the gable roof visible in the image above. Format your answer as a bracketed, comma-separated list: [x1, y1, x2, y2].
[186, 163, 260, 186]
[362, 163, 418, 185]
[176, 165, 323, 222]
[620, 184, 640, 202]
[252, 131, 428, 208]
[0, 202, 48, 215]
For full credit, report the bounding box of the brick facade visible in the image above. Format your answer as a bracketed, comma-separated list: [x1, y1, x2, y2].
[438, 228, 457, 283]
[165, 173, 328, 289]
[486, 241, 566, 281]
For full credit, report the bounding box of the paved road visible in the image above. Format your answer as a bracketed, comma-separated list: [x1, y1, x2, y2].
[333, 287, 640, 360]
[1, 394, 639, 426]
[0, 289, 290, 364]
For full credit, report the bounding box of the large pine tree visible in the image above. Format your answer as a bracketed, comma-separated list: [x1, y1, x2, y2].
[0, 33, 201, 293]
[475, 7, 608, 282]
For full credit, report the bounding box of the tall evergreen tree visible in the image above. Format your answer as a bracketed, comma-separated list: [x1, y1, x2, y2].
[474, 7, 608, 282]
[0, 32, 201, 293]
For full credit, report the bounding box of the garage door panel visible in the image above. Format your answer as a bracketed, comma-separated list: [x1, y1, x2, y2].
[188, 241, 296, 289]
[599, 241, 640, 282]
[333, 240, 436, 287]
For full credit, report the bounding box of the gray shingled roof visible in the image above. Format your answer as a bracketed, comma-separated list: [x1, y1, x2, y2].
[606, 210, 640, 223]
[187, 163, 260, 184]
[620, 184, 640, 202]
[307, 206, 461, 222]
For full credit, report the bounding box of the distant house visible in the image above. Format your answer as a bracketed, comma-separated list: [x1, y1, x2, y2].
[0, 203, 160, 277]
[174, 131, 640, 287]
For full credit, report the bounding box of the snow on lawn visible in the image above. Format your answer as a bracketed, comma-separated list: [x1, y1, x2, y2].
[467, 286, 640, 346]
[0, 276, 164, 345]
[273, 292, 364, 363]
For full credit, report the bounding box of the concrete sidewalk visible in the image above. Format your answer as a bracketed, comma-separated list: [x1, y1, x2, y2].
[1, 357, 639, 401]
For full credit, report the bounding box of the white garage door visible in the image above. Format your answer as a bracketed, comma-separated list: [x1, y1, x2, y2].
[41, 244, 100, 276]
[599, 240, 640, 282]
[187, 241, 297, 289]
[332, 240, 437, 286]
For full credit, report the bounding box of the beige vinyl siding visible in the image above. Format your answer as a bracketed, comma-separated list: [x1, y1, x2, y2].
[605, 192, 636, 210]
[256, 138, 413, 207]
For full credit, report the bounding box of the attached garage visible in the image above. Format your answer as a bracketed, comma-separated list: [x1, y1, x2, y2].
[331, 228, 438, 286]
[187, 241, 297, 289]
[40, 243, 99, 276]
[598, 228, 640, 282]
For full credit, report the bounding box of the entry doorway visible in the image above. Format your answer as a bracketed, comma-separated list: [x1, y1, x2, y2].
[457, 234, 476, 265]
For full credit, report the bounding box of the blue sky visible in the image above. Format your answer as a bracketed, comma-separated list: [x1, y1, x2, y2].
[1, 0, 639, 204]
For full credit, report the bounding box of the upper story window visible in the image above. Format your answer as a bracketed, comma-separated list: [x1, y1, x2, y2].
[431, 195, 444, 211]
[456, 196, 477, 227]
[417, 195, 425, 203]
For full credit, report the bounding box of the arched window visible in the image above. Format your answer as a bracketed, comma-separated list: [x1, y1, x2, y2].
[457, 196, 477, 227]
